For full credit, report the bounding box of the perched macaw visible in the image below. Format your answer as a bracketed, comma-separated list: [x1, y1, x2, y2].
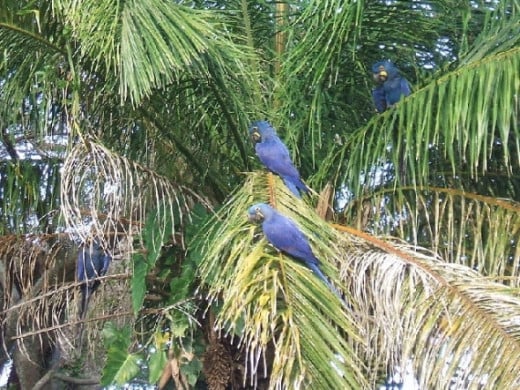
[247, 203, 340, 299]
[249, 120, 309, 198]
[77, 240, 111, 317]
[371, 60, 411, 112]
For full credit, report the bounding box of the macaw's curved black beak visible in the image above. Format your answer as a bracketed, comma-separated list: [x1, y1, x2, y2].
[248, 210, 264, 223]
[250, 128, 261, 144]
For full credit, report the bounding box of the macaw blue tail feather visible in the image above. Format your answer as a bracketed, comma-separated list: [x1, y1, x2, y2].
[282, 176, 309, 198]
[79, 286, 90, 319]
[282, 178, 302, 198]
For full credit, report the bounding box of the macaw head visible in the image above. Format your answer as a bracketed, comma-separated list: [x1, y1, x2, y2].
[82, 238, 104, 257]
[372, 60, 399, 83]
[247, 203, 274, 223]
[249, 120, 277, 144]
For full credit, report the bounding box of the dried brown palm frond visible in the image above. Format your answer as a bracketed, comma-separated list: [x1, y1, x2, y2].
[0, 233, 131, 367]
[0, 234, 76, 358]
[60, 140, 212, 253]
[344, 187, 520, 286]
[335, 224, 520, 388]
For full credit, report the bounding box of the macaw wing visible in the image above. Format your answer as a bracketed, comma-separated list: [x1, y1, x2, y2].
[256, 139, 301, 179]
[372, 85, 387, 113]
[78, 247, 97, 280]
[100, 254, 112, 275]
[79, 245, 110, 280]
[384, 76, 411, 106]
[400, 77, 412, 97]
[77, 250, 86, 280]
[263, 216, 319, 265]
[282, 241, 320, 266]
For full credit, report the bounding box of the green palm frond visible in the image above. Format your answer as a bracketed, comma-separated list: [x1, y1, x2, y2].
[0, 5, 67, 141]
[53, 0, 259, 104]
[196, 172, 367, 388]
[274, 0, 366, 157]
[460, 0, 520, 62]
[270, 0, 519, 190]
[51, 0, 120, 74]
[281, 0, 363, 85]
[0, 7, 67, 232]
[273, 0, 466, 161]
[60, 140, 210, 250]
[141, 63, 263, 188]
[324, 46, 520, 195]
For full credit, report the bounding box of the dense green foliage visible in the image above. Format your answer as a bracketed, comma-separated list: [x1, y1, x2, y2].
[0, 0, 519, 388]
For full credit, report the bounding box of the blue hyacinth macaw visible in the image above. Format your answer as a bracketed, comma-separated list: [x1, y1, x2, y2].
[247, 203, 341, 300]
[77, 240, 111, 317]
[371, 60, 411, 113]
[249, 120, 309, 198]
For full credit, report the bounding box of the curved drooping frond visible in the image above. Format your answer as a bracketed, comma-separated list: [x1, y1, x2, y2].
[52, 0, 259, 104]
[60, 140, 210, 252]
[273, 0, 366, 160]
[459, 0, 520, 63]
[281, 0, 363, 85]
[325, 46, 520, 195]
[271, 0, 519, 192]
[344, 187, 520, 286]
[141, 65, 263, 194]
[196, 172, 367, 389]
[334, 229, 520, 388]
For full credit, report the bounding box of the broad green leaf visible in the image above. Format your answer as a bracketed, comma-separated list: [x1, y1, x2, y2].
[148, 349, 168, 384]
[131, 252, 148, 314]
